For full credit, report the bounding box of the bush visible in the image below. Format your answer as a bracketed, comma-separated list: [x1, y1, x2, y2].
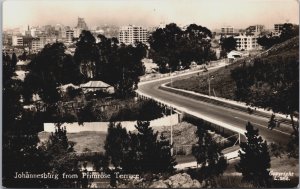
[110, 99, 166, 121]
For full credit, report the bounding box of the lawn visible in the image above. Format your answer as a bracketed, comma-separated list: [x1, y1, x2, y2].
[38, 131, 107, 153]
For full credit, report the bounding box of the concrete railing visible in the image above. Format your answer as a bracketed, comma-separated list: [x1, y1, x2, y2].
[135, 89, 246, 140]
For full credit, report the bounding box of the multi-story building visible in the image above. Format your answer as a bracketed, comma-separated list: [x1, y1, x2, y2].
[76, 17, 88, 30]
[221, 26, 234, 35]
[31, 38, 44, 51]
[246, 25, 264, 34]
[119, 25, 148, 45]
[12, 36, 23, 46]
[234, 33, 261, 51]
[274, 24, 284, 33]
[31, 35, 57, 51]
[73, 28, 82, 38]
[65, 30, 74, 44]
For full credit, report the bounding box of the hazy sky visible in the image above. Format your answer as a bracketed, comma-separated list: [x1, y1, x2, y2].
[3, 0, 299, 30]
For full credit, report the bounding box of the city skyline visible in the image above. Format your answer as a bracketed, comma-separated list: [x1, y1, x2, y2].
[3, 0, 299, 30]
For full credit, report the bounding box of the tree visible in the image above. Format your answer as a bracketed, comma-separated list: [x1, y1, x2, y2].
[257, 35, 280, 49]
[42, 125, 81, 188]
[156, 133, 177, 173]
[121, 121, 177, 174]
[220, 36, 237, 55]
[77, 102, 98, 125]
[74, 30, 100, 79]
[3, 60, 47, 188]
[11, 52, 18, 68]
[24, 42, 82, 104]
[280, 23, 299, 41]
[18, 51, 28, 61]
[149, 23, 214, 72]
[257, 23, 299, 49]
[96, 35, 146, 98]
[104, 122, 129, 168]
[231, 56, 299, 150]
[235, 122, 272, 187]
[192, 123, 227, 185]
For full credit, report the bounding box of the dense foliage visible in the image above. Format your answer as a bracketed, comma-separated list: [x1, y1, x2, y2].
[74, 31, 146, 98]
[220, 36, 237, 57]
[192, 122, 227, 185]
[110, 99, 166, 121]
[104, 121, 177, 175]
[3, 54, 47, 187]
[235, 122, 272, 187]
[257, 23, 299, 49]
[149, 23, 216, 73]
[231, 55, 299, 136]
[24, 42, 83, 104]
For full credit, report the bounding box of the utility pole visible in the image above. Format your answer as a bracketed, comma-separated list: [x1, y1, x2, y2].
[208, 74, 211, 96]
[170, 68, 173, 87]
[170, 107, 173, 156]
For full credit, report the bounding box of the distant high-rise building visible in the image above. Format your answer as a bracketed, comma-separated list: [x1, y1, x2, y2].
[274, 24, 284, 33]
[12, 36, 23, 46]
[31, 38, 45, 51]
[119, 25, 148, 45]
[221, 26, 234, 35]
[65, 30, 74, 44]
[76, 17, 88, 30]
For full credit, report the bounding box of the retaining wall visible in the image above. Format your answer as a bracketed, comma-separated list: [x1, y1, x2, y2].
[44, 113, 180, 133]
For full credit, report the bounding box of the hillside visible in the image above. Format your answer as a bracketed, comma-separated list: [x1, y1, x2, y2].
[171, 36, 299, 102]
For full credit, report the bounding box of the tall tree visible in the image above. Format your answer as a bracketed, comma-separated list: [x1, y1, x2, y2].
[149, 23, 183, 72]
[156, 133, 177, 173]
[104, 122, 129, 168]
[24, 42, 82, 104]
[235, 122, 272, 187]
[74, 30, 100, 79]
[96, 35, 146, 98]
[11, 52, 18, 68]
[149, 23, 214, 72]
[3, 59, 46, 188]
[121, 121, 177, 174]
[220, 36, 237, 55]
[192, 124, 227, 184]
[42, 125, 81, 188]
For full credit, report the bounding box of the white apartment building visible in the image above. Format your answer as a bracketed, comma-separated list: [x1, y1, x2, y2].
[221, 26, 234, 35]
[65, 30, 74, 44]
[119, 25, 148, 45]
[12, 36, 23, 46]
[31, 35, 57, 51]
[274, 24, 283, 33]
[31, 38, 44, 51]
[234, 34, 261, 51]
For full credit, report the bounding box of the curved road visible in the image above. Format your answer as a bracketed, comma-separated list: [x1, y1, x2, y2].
[138, 68, 291, 145]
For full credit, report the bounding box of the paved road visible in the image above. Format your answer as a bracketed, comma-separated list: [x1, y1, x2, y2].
[137, 67, 292, 145]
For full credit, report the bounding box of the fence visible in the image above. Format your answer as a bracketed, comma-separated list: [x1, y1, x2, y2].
[43, 113, 180, 133]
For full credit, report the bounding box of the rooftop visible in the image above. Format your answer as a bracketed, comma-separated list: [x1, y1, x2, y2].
[80, 80, 111, 88]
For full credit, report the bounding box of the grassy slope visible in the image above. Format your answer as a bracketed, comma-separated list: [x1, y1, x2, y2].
[171, 36, 299, 100]
[171, 37, 299, 187]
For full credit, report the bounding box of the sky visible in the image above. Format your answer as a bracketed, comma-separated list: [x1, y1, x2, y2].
[2, 0, 299, 30]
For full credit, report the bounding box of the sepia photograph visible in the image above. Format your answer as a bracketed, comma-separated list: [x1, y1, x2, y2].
[2, 0, 299, 188]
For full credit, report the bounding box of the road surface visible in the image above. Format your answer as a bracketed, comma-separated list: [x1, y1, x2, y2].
[137, 67, 292, 145]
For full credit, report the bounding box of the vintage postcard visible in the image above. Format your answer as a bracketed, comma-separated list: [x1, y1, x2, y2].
[2, 0, 299, 188]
